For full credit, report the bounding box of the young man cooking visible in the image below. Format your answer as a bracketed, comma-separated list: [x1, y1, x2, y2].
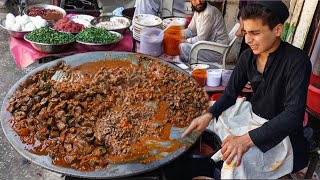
[182, 1, 311, 174]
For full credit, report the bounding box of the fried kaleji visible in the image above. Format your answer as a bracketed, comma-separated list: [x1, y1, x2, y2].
[7, 58, 208, 171]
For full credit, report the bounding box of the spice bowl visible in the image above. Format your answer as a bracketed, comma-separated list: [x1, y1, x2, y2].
[24, 33, 75, 53]
[90, 15, 131, 35]
[192, 68, 208, 87]
[75, 30, 123, 46]
[23, 4, 66, 22]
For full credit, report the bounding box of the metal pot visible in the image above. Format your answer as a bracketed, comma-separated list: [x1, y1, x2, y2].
[164, 129, 222, 179]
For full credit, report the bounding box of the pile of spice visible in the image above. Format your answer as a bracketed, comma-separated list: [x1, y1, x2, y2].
[53, 17, 85, 33]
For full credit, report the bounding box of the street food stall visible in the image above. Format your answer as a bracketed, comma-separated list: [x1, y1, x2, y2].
[2, 0, 320, 179]
[1, 2, 245, 93]
[0, 2, 228, 180]
[0, 1, 255, 179]
[0, 51, 220, 179]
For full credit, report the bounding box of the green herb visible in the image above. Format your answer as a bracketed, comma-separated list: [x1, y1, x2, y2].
[76, 28, 120, 44]
[42, 73, 47, 81]
[43, 83, 53, 90]
[26, 28, 75, 44]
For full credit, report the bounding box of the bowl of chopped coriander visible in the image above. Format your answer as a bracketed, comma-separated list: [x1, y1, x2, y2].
[24, 27, 75, 53]
[75, 28, 123, 46]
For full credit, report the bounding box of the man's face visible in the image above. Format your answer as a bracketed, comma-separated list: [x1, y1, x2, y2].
[243, 18, 282, 55]
[191, 0, 206, 12]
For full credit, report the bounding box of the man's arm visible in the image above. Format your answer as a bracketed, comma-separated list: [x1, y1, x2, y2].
[182, 51, 249, 141]
[249, 55, 311, 152]
[184, 14, 196, 39]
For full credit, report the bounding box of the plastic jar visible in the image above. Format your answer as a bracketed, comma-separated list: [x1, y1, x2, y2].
[163, 25, 183, 56]
[140, 27, 164, 57]
[221, 69, 233, 86]
[207, 69, 222, 87]
[192, 68, 207, 87]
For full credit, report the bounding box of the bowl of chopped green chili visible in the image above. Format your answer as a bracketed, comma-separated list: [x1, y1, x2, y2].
[24, 27, 75, 53]
[75, 28, 123, 46]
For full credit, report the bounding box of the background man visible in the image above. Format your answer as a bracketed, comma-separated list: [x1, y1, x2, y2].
[178, 0, 228, 64]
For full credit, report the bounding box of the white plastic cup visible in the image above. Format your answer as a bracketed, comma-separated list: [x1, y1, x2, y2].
[221, 69, 233, 86]
[206, 69, 222, 87]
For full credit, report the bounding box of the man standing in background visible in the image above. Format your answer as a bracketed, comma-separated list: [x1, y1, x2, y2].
[134, 0, 185, 18]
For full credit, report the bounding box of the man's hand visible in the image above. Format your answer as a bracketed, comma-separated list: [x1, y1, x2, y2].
[221, 133, 254, 167]
[181, 113, 213, 138]
[180, 39, 188, 43]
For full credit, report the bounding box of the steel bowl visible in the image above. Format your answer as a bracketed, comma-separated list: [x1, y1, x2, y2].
[91, 15, 131, 35]
[0, 18, 31, 39]
[76, 30, 123, 46]
[23, 4, 66, 21]
[24, 33, 75, 54]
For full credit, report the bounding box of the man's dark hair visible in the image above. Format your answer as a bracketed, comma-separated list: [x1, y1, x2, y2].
[240, 4, 282, 30]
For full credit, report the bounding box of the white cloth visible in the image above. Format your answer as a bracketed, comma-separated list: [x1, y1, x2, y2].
[134, 0, 185, 18]
[209, 98, 294, 179]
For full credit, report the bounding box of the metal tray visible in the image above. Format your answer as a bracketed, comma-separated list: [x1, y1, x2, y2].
[0, 51, 201, 179]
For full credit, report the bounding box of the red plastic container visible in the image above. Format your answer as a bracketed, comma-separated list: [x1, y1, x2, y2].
[211, 93, 223, 101]
[307, 73, 320, 115]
